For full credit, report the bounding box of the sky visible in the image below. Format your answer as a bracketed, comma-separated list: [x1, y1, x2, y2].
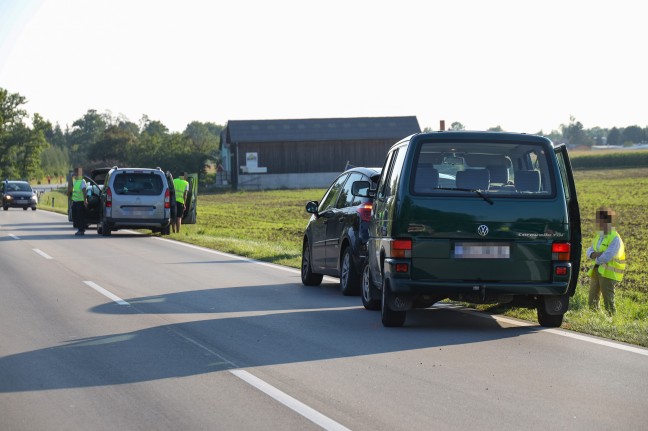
[1, 0, 647, 134]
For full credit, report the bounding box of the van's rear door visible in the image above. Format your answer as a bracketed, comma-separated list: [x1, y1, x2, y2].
[182, 173, 198, 224]
[555, 144, 581, 295]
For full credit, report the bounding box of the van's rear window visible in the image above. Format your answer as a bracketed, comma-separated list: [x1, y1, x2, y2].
[412, 141, 554, 197]
[112, 173, 164, 195]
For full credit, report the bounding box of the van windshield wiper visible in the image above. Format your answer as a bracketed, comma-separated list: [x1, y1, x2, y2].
[436, 187, 494, 205]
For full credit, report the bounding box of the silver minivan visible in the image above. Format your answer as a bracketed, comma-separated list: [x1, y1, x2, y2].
[98, 167, 172, 236]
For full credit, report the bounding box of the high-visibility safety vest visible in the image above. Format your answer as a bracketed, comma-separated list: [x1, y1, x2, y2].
[173, 178, 189, 204]
[588, 230, 626, 282]
[71, 178, 85, 202]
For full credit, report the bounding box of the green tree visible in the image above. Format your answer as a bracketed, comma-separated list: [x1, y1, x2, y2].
[607, 127, 621, 146]
[621, 125, 644, 145]
[487, 125, 504, 132]
[68, 109, 108, 167]
[0, 88, 49, 180]
[40, 145, 70, 179]
[0, 88, 28, 178]
[587, 126, 608, 146]
[449, 121, 465, 131]
[560, 116, 593, 147]
[183, 121, 221, 177]
[89, 124, 137, 166]
[130, 117, 170, 167]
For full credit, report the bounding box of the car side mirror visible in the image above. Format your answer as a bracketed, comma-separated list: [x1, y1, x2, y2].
[305, 200, 319, 214]
[351, 180, 375, 198]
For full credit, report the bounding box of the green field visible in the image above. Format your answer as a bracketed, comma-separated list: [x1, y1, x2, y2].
[40, 167, 648, 346]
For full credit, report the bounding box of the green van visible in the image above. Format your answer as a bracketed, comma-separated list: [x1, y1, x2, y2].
[358, 131, 581, 327]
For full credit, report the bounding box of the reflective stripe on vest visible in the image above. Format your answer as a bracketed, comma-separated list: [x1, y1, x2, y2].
[588, 230, 626, 282]
[72, 179, 85, 202]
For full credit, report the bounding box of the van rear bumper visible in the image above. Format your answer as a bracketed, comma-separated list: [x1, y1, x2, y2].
[106, 217, 170, 229]
[384, 259, 569, 296]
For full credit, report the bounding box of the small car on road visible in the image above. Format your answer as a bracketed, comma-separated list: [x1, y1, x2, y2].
[2, 180, 38, 211]
[301, 167, 381, 295]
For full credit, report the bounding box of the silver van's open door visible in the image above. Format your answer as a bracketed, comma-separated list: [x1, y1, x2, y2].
[182, 173, 198, 224]
[555, 144, 582, 296]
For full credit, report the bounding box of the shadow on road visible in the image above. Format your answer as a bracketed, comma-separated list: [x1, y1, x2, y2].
[0, 285, 539, 393]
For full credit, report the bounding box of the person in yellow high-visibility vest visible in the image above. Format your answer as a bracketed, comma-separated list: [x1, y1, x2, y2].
[587, 207, 626, 314]
[68, 167, 88, 236]
[172, 172, 189, 233]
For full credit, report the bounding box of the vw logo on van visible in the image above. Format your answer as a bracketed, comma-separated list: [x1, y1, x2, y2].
[477, 225, 489, 236]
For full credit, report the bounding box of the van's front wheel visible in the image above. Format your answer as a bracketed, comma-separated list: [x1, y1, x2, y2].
[381, 279, 406, 327]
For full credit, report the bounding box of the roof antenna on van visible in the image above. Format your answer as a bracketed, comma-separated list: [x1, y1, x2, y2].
[439, 120, 445, 131]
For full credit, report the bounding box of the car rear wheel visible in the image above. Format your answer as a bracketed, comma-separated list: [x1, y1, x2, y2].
[361, 262, 381, 310]
[301, 239, 323, 286]
[340, 247, 361, 296]
[381, 278, 406, 327]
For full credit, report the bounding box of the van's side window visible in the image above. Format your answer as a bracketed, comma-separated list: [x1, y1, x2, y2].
[379, 147, 407, 199]
[378, 150, 397, 199]
[555, 151, 571, 201]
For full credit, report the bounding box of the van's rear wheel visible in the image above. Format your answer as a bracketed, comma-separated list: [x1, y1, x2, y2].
[537, 307, 564, 327]
[381, 279, 406, 327]
[537, 295, 568, 327]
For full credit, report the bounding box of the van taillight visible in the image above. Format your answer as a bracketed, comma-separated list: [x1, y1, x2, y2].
[552, 242, 571, 261]
[391, 239, 412, 258]
[357, 203, 373, 222]
[164, 188, 170, 208]
[105, 187, 112, 208]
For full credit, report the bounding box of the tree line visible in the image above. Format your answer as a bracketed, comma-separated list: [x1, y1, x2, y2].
[3, 86, 646, 183]
[425, 117, 648, 148]
[1, 87, 222, 184]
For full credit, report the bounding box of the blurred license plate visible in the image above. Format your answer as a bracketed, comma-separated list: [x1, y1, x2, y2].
[455, 242, 510, 259]
[16, 199, 27, 203]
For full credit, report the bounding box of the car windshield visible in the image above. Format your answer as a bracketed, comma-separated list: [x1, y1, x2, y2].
[8, 182, 32, 192]
[113, 173, 164, 195]
[411, 141, 554, 197]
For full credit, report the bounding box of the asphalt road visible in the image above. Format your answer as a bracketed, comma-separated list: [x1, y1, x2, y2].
[1, 208, 647, 431]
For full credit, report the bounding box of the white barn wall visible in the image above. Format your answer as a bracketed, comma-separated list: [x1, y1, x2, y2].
[237, 172, 341, 190]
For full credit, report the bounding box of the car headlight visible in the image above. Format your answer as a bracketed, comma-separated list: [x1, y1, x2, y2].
[5, 195, 12, 201]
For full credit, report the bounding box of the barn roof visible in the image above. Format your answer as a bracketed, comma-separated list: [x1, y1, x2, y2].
[225, 116, 420, 143]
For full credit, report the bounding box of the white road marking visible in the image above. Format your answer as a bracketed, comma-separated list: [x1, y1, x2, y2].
[436, 303, 648, 356]
[230, 369, 351, 431]
[83, 281, 130, 305]
[161, 324, 349, 430]
[543, 328, 648, 356]
[9, 233, 20, 239]
[33, 248, 53, 259]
